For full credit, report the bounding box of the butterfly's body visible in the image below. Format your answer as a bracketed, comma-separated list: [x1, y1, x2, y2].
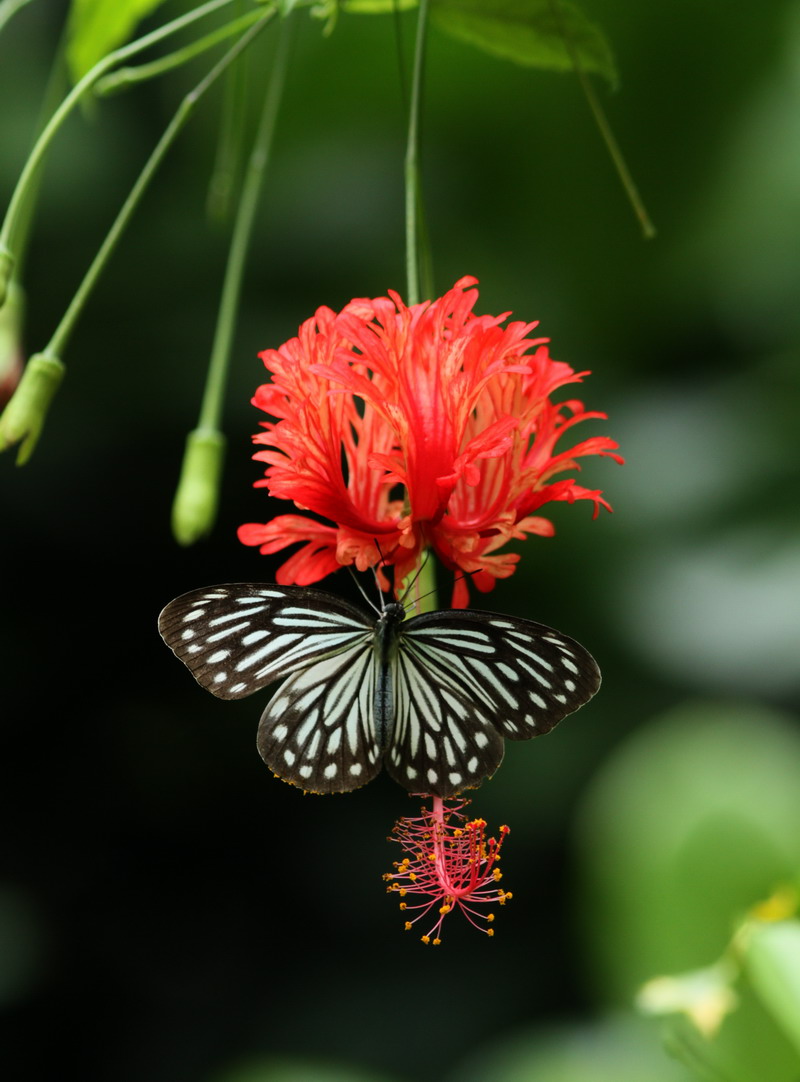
[372, 600, 405, 749]
[158, 583, 600, 797]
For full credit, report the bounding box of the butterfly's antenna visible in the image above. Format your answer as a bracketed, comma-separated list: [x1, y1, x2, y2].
[405, 566, 482, 614]
[347, 565, 382, 615]
[372, 539, 398, 611]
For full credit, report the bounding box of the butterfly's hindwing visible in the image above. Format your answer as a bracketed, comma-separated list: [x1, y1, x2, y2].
[386, 646, 506, 796]
[157, 584, 373, 700]
[256, 644, 383, 794]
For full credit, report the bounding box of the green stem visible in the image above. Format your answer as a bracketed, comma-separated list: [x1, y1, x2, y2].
[0, 0, 238, 276]
[45, 11, 275, 359]
[206, 1, 250, 223]
[0, 0, 36, 35]
[12, 18, 69, 280]
[411, 552, 438, 614]
[550, 0, 655, 239]
[94, 8, 265, 96]
[404, 0, 430, 306]
[197, 14, 293, 433]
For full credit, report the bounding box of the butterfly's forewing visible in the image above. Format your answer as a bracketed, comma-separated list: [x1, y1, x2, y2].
[387, 609, 601, 797]
[157, 584, 373, 700]
[256, 646, 383, 794]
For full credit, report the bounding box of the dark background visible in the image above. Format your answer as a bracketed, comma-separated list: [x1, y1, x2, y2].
[2, 2, 800, 1080]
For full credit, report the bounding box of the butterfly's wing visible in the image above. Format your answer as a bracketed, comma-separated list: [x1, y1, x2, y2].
[386, 609, 601, 797]
[256, 646, 383, 794]
[158, 583, 383, 793]
[158, 584, 374, 699]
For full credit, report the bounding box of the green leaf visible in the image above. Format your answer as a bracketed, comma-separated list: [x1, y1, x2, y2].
[744, 920, 800, 1057]
[431, 0, 616, 86]
[66, 0, 171, 82]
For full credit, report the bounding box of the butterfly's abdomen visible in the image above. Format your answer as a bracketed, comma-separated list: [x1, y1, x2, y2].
[373, 602, 406, 750]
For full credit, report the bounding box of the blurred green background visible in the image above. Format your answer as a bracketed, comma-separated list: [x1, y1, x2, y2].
[2, 1, 800, 1080]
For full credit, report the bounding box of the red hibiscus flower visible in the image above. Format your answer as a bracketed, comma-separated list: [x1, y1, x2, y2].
[238, 276, 622, 605]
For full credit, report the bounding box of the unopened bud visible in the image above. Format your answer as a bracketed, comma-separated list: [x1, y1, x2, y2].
[0, 350, 64, 464]
[171, 427, 226, 545]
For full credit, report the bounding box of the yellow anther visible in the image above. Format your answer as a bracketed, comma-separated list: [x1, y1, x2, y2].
[421, 935, 431, 945]
[493, 868, 503, 881]
[486, 928, 495, 937]
[399, 888, 407, 897]
[486, 913, 495, 922]
[408, 873, 417, 881]
[399, 902, 407, 910]
[404, 922, 412, 931]
[432, 938, 441, 946]
[439, 904, 451, 915]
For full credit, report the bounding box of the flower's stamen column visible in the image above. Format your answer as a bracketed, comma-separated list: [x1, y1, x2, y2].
[385, 797, 511, 944]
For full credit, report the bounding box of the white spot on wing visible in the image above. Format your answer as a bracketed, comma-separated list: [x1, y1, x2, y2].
[327, 729, 342, 754]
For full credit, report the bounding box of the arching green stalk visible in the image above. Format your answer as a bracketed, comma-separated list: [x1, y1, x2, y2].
[47, 11, 275, 360]
[0, 0, 238, 305]
[172, 15, 294, 544]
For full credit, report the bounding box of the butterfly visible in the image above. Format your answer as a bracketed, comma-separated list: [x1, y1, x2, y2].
[158, 583, 601, 797]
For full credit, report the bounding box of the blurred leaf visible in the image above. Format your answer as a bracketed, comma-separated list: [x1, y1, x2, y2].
[744, 920, 800, 1057]
[575, 701, 800, 1002]
[66, 0, 170, 82]
[431, 0, 617, 85]
[446, 1013, 695, 1082]
[576, 702, 800, 1082]
[343, 0, 617, 86]
[658, 980, 800, 1082]
[211, 1057, 404, 1082]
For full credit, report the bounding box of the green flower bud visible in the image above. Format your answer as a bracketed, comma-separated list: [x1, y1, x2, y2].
[0, 351, 64, 465]
[171, 427, 226, 545]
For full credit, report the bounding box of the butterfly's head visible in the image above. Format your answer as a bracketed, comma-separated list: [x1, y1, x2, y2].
[381, 600, 406, 625]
